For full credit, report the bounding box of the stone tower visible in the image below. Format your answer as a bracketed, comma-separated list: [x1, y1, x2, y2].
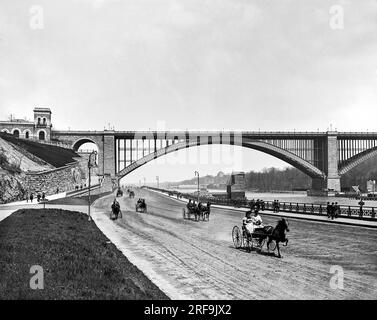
[33, 107, 52, 141]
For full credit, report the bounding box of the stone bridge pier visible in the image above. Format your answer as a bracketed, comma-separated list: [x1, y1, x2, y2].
[52, 131, 117, 190]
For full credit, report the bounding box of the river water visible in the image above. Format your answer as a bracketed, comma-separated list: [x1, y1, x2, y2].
[169, 188, 377, 207]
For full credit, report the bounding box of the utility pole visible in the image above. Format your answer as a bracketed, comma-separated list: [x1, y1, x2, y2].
[195, 171, 200, 203]
[88, 150, 97, 221]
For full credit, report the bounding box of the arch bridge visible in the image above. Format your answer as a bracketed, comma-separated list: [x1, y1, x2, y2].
[51, 130, 377, 194]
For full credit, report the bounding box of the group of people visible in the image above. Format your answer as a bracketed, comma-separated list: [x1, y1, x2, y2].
[326, 202, 340, 219]
[75, 184, 87, 190]
[26, 192, 46, 203]
[248, 199, 265, 211]
[272, 199, 280, 212]
[186, 199, 211, 213]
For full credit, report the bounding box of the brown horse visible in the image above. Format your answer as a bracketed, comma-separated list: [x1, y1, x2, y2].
[266, 218, 289, 258]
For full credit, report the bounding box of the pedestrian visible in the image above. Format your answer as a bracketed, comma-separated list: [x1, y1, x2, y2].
[42, 192, 45, 200]
[326, 202, 331, 218]
[334, 202, 340, 218]
[330, 202, 335, 219]
[26, 192, 29, 203]
[358, 199, 365, 216]
[37, 193, 41, 202]
[56, 187, 59, 194]
[30, 193, 33, 203]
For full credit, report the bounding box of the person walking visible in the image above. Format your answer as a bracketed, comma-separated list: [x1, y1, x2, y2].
[358, 199, 365, 216]
[30, 193, 34, 203]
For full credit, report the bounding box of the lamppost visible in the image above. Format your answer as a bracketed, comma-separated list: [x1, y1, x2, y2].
[194, 171, 200, 203]
[88, 150, 97, 221]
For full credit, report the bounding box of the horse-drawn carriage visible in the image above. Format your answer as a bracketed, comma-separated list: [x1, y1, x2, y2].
[182, 202, 211, 221]
[232, 218, 289, 258]
[110, 200, 122, 220]
[127, 190, 135, 198]
[135, 198, 147, 213]
[116, 188, 123, 197]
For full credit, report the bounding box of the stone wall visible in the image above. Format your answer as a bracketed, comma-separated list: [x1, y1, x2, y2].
[25, 162, 86, 196]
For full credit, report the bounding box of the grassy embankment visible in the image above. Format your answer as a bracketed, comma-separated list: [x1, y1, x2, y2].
[0, 132, 79, 168]
[0, 208, 168, 299]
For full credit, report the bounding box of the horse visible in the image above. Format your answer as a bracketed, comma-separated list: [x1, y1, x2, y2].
[266, 218, 289, 258]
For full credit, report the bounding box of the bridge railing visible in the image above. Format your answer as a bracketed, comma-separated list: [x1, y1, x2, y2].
[143, 186, 376, 220]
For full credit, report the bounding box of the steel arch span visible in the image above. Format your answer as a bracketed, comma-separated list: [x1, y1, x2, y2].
[116, 139, 325, 181]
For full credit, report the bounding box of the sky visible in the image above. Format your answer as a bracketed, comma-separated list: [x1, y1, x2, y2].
[0, 0, 376, 183]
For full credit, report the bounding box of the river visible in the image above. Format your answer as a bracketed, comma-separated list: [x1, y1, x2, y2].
[168, 188, 377, 207]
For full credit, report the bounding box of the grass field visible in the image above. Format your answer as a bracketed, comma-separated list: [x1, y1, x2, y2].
[0, 208, 169, 299]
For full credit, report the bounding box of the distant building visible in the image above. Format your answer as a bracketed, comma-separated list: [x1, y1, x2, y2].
[226, 171, 246, 199]
[0, 108, 52, 141]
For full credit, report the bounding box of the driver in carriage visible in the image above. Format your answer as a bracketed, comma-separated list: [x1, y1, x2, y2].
[242, 209, 265, 240]
[111, 198, 121, 219]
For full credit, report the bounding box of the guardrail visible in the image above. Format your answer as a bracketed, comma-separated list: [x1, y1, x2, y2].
[143, 186, 376, 220]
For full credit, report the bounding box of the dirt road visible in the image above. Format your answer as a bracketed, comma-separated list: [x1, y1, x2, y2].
[93, 189, 377, 299]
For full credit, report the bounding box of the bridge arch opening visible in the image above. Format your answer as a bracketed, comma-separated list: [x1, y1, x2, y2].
[117, 142, 318, 188]
[72, 138, 98, 152]
[12, 129, 20, 138]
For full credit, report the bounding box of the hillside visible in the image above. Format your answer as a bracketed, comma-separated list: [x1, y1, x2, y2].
[0, 134, 81, 203]
[0, 137, 52, 172]
[0, 132, 79, 168]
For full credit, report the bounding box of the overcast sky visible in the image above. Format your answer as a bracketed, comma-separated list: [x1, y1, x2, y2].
[0, 0, 376, 183]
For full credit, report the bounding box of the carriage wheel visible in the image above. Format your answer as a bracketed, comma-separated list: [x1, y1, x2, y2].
[267, 239, 277, 252]
[232, 226, 242, 249]
[258, 237, 266, 251]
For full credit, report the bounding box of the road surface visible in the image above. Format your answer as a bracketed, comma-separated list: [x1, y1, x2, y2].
[93, 189, 377, 299]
